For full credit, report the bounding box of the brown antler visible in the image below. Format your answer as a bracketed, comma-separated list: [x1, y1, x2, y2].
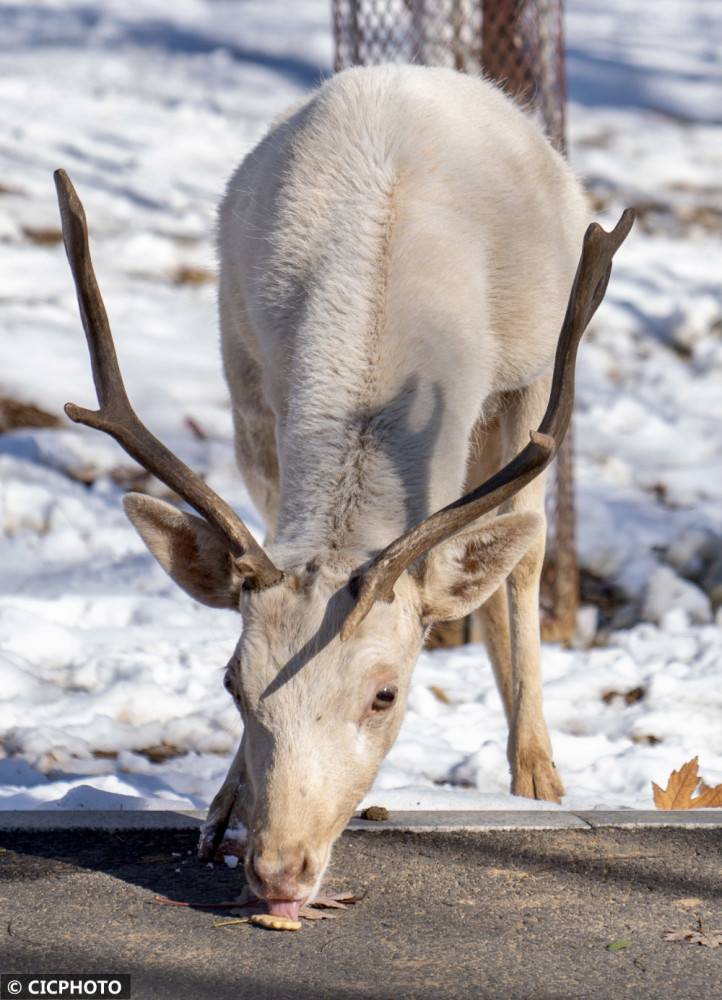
[54, 168, 283, 590]
[342, 208, 635, 640]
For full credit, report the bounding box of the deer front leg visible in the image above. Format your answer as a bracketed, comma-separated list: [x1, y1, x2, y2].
[495, 378, 564, 803]
[479, 536, 564, 801]
[197, 737, 250, 862]
[505, 518, 565, 802]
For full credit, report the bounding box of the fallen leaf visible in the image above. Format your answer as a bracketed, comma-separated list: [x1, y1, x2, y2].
[601, 686, 645, 706]
[606, 940, 632, 951]
[316, 892, 366, 903]
[663, 929, 692, 942]
[664, 920, 722, 948]
[0, 396, 62, 431]
[693, 781, 722, 808]
[308, 897, 349, 910]
[652, 757, 722, 809]
[690, 930, 722, 948]
[298, 907, 339, 920]
[299, 891, 363, 920]
[307, 891, 364, 910]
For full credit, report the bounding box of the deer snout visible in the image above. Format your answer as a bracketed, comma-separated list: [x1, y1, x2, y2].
[247, 845, 318, 902]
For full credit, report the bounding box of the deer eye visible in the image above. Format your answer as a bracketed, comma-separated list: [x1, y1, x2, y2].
[371, 684, 398, 712]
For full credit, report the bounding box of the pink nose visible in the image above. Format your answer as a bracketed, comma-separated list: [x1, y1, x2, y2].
[248, 849, 310, 899]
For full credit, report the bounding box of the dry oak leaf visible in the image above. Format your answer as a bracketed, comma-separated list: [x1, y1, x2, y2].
[664, 920, 722, 948]
[652, 757, 722, 810]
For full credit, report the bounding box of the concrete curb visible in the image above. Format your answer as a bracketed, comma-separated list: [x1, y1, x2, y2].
[1, 808, 721, 833]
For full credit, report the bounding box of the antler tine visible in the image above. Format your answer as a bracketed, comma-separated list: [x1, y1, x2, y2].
[342, 208, 635, 641]
[54, 169, 283, 590]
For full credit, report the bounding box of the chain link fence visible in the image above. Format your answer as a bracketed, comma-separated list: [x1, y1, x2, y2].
[332, 0, 578, 642]
[333, 1, 565, 149]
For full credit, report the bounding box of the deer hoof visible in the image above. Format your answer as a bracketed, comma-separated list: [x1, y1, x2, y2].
[512, 758, 565, 804]
[197, 804, 248, 862]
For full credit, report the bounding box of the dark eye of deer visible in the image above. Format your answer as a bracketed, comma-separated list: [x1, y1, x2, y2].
[372, 685, 397, 712]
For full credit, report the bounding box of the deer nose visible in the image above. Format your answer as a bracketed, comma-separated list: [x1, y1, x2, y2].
[248, 848, 310, 899]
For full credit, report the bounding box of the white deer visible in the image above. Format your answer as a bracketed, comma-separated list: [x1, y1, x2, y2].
[55, 64, 632, 922]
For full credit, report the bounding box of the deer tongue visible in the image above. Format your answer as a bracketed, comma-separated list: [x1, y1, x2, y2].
[267, 898, 303, 920]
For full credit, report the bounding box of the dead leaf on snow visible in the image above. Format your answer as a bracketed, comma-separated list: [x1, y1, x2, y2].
[652, 757, 722, 809]
[429, 685, 451, 704]
[0, 396, 62, 432]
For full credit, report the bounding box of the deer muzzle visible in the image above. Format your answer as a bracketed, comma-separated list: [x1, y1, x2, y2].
[246, 841, 325, 913]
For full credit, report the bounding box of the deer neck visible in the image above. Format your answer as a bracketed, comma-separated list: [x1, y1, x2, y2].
[271, 375, 470, 566]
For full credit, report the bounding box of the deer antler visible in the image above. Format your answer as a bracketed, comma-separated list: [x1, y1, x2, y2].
[54, 169, 283, 590]
[342, 208, 635, 640]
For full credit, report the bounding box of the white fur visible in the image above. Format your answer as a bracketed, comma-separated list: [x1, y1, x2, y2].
[125, 65, 590, 905]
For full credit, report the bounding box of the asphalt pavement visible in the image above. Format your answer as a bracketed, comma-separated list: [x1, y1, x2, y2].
[1, 810, 721, 1000]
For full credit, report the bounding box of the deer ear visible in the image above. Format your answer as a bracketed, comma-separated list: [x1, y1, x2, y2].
[122, 493, 244, 610]
[418, 511, 543, 625]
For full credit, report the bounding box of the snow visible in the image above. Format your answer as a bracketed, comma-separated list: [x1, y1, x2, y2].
[1, 0, 721, 814]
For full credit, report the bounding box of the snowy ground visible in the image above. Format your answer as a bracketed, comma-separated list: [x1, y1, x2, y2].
[1, 0, 721, 813]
